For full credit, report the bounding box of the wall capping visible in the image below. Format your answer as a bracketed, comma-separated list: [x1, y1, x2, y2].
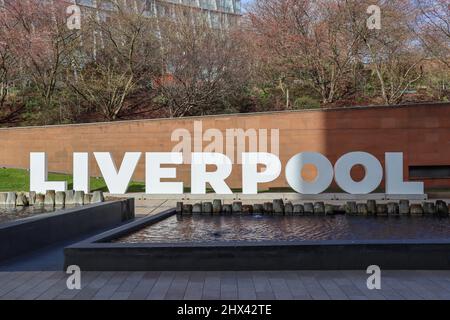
[0, 102, 449, 131]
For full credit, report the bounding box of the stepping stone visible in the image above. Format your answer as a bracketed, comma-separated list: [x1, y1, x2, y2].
[222, 204, 232, 215]
[376, 204, 388, 216]
[202, 202, 213, 215]
[436, 200, 449, 217]
[357, 203, 368, 215]
[15, 192, 29, 207]
[176, 202, 183, 215]
[387, 202, 399, 215]
[242, 205, 253, 215]
[346, 201, 357, 215]
[56, 191, 66, 207]
[410, 204, 423, 215]
[91, 191, 104, 203]
[28, 191, 36, 205]
[423, 202, 436, 215]
[263, 202, 273, 215]
[304, 203, 314, 215]
[0, 193, 7, 205]
[213, 200, 222, 215]
[367, 200, 377, 215]
[65, 190, 75, 205]
[325, 204, 335, 215]
[35, 194, 45, 207]
[83, 193, 92, 205]
[74, 191, 85, 206]
[253, 204, 264, 214]
[314, 202, 325, 215]
[334, 205, 346, 215]
[232, 202, 243, 214]
[273, 199, 284, 216]
[6, 192, 16, 207]
[293, 204, 304, 216]
[182, 204, 193, 215]
[192, 203, 203, 215]
[399, 200, 410, 215]
[44, 190, 55, 207]
[284, 202, 294, 216]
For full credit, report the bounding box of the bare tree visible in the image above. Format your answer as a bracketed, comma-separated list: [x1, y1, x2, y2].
[0, 38, 24, 124]
[70, 2, 161, 121]
[155, 9, 251, 117]
[0, 31, 13, 112]
[1, 0, 79, 119]
[416, 0, 450, 67]
[249, 0, 363, 106]
[357, 0, 425, 104]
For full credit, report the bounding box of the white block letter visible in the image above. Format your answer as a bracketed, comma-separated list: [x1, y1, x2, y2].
[385, 153, 424, 195]
[73, 153, 90, 193]
[94, 152, 141, 194]
[191, 153, 233, 195]
[285, 152, 334, 194]
[30, 153, 67, 193]
[242, 153, 281, 194]
[146, 153, 183, 195]
[334, 152, 383, 194]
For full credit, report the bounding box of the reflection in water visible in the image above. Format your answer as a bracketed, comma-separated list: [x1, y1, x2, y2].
[0, 206, 57, 224]
[116, 215, 450, 243]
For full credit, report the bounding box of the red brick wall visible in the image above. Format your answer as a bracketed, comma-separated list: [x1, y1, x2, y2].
[0, 103, 449, 191]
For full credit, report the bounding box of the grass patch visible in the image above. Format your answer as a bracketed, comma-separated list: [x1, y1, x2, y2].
[0, 168, 145, 193]
[3, 168, 448, 194]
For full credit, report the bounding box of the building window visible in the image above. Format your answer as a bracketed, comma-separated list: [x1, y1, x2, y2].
[409, 166, 450, 179]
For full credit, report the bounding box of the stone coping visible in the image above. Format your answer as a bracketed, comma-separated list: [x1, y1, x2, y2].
[64, 208, 450, 271]
[1, 102, 448, 131]
[107, 193, 429, 201]
[0, 201, 117, 230]
[66, 209, 176, 245]
[0, 199, 135, 262]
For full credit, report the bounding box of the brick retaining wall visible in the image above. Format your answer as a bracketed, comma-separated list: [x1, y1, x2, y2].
[0, 103, 449, 191]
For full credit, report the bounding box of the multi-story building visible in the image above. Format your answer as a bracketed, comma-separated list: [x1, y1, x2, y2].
[73, 0, 242, 28]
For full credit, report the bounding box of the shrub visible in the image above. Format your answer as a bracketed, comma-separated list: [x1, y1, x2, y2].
[293, 96, 321, 110]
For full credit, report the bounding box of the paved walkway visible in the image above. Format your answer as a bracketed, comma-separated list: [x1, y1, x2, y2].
[135, 199, 176, 216]
[1, 199, 450, 300]
[1, 270, 450, 300]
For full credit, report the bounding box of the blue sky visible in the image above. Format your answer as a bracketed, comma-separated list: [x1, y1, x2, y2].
[241, 0, 253, 11]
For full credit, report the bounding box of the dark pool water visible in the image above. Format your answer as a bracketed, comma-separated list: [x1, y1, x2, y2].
[0, 206, 57, 224]
[116, 215, 450, 243]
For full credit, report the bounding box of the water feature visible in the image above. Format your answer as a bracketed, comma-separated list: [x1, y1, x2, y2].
[115, 215, 450, 243]
[0, 206, 57, 224]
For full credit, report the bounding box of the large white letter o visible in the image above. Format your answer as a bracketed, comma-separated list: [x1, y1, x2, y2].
[285, 152, 334, 194]
[334, 152, 383, 194]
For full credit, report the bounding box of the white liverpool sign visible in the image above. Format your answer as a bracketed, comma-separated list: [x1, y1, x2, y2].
[29, 152, 424, 195]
